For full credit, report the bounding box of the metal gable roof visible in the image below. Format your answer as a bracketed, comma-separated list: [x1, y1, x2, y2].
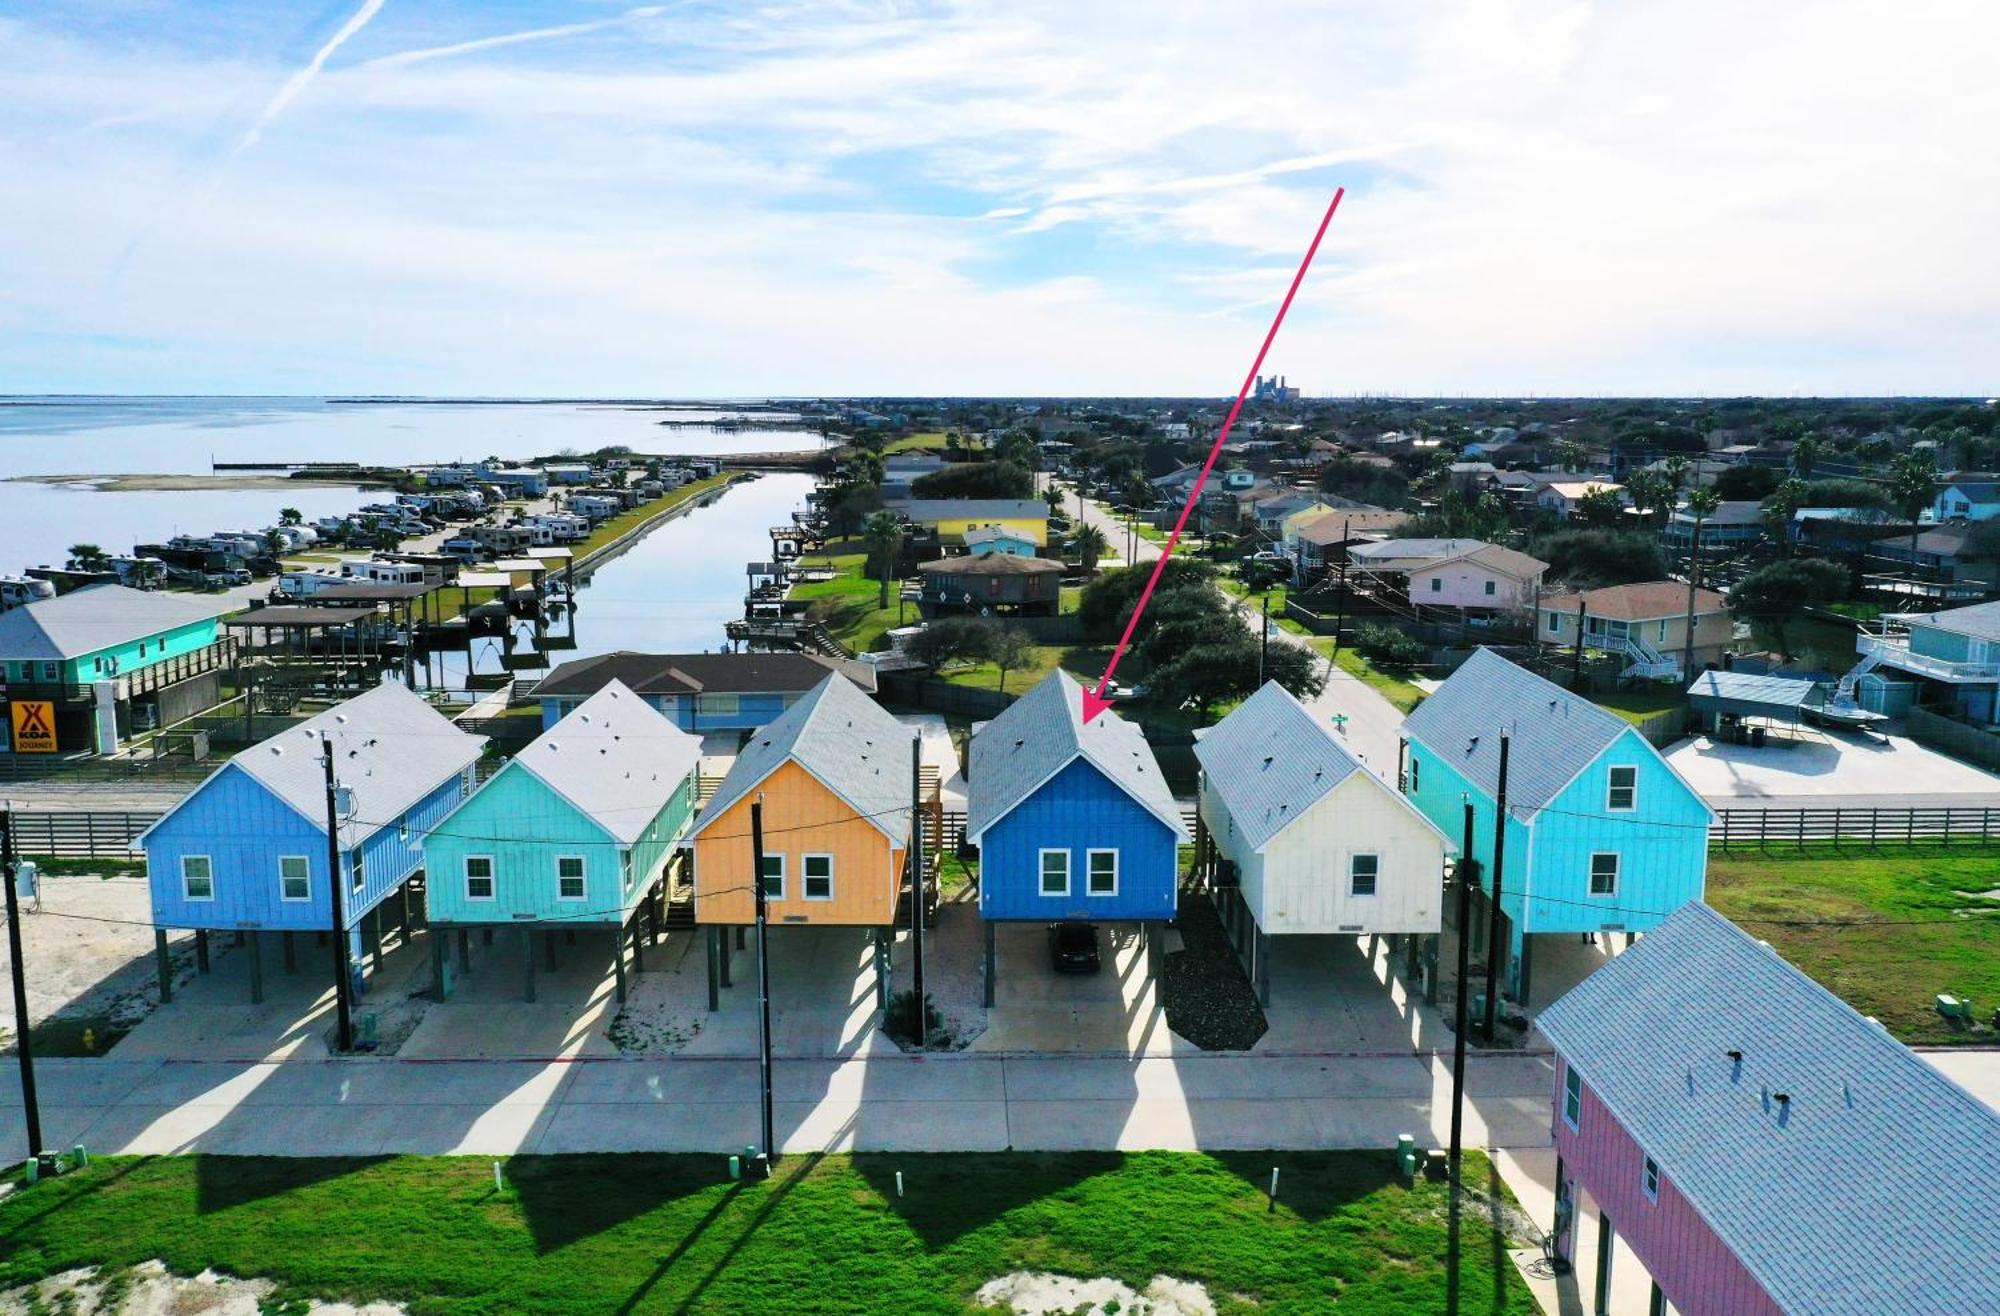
[966, 670, 1188, 843]
[510, 680, 702, 845]
[0, 584, 229, 661]
[1538, 902, 2000, 1316]
[1401, 648, 1631, 817]
[1920, 598, 2000, 643]
[690, 673, 913, 844]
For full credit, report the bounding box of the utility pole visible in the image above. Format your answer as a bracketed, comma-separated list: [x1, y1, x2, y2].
[1332, 516, 1351, 648]
[1570, 599, 1588, 691]
[1483, 734, 1511, 1041]
[1450, 800, 1477, 1177]
[319, 736, 354, 1054]
[750, 796, 775, 1162]
[909, 736, 926, 1050]
[1259, 593, 1270, 686]
[2, 808, 41, 1162]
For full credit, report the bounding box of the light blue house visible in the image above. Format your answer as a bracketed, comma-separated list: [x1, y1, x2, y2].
[1852, 600, 2000, 725]
[963, 525, 1037, 557]
[423, 680, 702, 1003]
[967, 670, 1188, 1005]
[1400, 648, 1713, 1004]
[136, 682, 486, 1003]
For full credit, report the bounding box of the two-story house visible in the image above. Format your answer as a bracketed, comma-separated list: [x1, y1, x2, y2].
[1537, 581, 1732, 681]
[1850, 599, 2000, 725]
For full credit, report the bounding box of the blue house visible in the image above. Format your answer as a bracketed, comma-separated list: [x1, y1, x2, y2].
[1399, 648, 1713, 1005]
[533, 651, 877, 733]
[967, 670, 1188, 1005]
[136, 682, 486, 1004]
[962, 525, 1037, 557]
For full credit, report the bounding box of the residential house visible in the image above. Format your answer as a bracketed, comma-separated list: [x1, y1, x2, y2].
[1285, 508, 1411, 573]
[963, 525, 1037, 557]
[477, 465, 551, 498]
[1790, 506, 1909, 551]
[1538, 901, 2000, 1316]
[687, 675, 926, 1005]
[544, 463, 595, 485]
[1850, 599, 2000, 724]
[1249, 492, 1331, 537]
[1931, 479, 2000, 523]
[1399, 649, 1713, 1004]
[917, 553, 1063, 616]
[966, 670, 1188, 1004]
[1538, 581, 1732, 680]
[1538, 481, 1625, 518]
[0, 584, 233, 755]
[886, 498, 1050, 548]
[135, 682, 486, 1003]
[1660, 500, 1766, 552]
[1445, 461, 1501, 494]
[1866, 525, 1998, 588]
[533, 651, 875, 733]
[1347, 539, 1547, 612]
[880, 454, 949, 499]
[423, 681, 701, 1003]
[1195, 681, 1453, 1003]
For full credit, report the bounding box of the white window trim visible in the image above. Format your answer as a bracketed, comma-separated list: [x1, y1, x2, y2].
[760, 853, 786, 902]
[181, 854, 215, 902]
[555, 854, 587, 902]
[464, 855, 496, 902]
[1349, 852, 1380, 897]
[621, 849, 635, 891]
[1642, 1156, 1660, 1203]
[1588, 852, 1620, 898]
[802, 852, 835, 902]
[278, 854, 312, 903]
[1563, 1064, 1582, 1131]
[1038, 848, 1070, 898]
[1086, 848, 1119, 898]
[1606, 765, 1638, 813]
[1408, 756, 1420, 794]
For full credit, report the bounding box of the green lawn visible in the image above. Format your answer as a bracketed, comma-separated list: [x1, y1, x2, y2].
[791, 549, 905, 653]
[572, 473, 737, 560]
[1591, 691, 1684, 726]
[1706, 846, 2000, 1045]
[0, 1152, 1536, 1315]
[882, 431, 965, 455]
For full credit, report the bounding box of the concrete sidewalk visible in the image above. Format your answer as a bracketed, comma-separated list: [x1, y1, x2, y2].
[2, 1050, 1559, 1158]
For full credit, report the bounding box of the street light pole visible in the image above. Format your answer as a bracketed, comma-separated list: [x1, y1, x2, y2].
[909, 736, 926, 1050]
[751, 796, 775, 1162]
[1482, 734, 1511, 1041]
[319, 736, 354, 1054]
[2, 808, 41, 1162]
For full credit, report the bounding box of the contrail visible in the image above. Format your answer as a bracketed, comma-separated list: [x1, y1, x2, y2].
[234, 0, 389, 155]
[365, 5, 666, 69]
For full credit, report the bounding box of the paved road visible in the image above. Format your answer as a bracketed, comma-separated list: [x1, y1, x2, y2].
[2, 1050, 1559, 1158]
[1059, 482, 1404, 773]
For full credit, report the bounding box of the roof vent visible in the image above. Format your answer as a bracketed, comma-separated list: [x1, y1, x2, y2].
[1726, 1048, 1743, 1063]
[269, 745, 283, 756]
[1262, 756, 1273, 768]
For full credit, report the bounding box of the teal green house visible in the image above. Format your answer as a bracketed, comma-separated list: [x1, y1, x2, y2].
[422, 679, 704, 1002]
[0, 584, 231, 754]
[1853, 600, 2000, 725]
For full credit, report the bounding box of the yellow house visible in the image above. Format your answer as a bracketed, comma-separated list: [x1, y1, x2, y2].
[890, 499, 1050, 548]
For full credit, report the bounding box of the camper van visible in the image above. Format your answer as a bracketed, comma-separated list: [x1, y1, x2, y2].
[278, 570, 349, 599]
[0, 576, 57, 611]
[340, 560, 428, 587]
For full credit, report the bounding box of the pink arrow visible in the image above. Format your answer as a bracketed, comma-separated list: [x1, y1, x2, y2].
[1081, 186, 1346, 723]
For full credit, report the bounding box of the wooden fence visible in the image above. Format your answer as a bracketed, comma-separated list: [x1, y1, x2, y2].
[11, 811, 162, 858]
[1713, 805, 2000, 849]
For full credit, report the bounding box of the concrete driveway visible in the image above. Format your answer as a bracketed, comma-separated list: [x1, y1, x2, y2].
[1256, 934, 1438, 1054]
[1662, 725, 2000, 809]
[399, 927, 628, 1060]
[682, 925, 894, 1059]
[970, 922, 1183, 1055]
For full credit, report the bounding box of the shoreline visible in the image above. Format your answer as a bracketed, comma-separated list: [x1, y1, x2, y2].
[10, 472, 375, 493]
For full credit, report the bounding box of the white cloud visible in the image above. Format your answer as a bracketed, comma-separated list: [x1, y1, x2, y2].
[234, 0, 389, 155]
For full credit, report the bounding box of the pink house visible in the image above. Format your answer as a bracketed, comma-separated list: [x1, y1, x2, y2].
[1348, 538, 1547, 611]
[1538, 903, 2000, 1316]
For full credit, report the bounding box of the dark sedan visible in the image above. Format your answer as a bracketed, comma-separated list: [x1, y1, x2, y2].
[1047, 922, 1102, 974]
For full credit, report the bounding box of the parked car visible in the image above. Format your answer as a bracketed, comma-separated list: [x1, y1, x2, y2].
[1047, 922, 1102, 974]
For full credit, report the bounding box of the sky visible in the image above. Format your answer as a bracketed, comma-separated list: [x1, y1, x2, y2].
[1, 0, 1996, 398]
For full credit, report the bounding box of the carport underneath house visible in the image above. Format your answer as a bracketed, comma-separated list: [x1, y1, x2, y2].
[966, 672, 1190, 1009]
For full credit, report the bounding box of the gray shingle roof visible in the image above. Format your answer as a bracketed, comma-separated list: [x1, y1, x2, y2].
[1538, 902, 2000, 1316]
[1401, 648, 1632, 817]
[141, 681, 486, 850]
[0, 584, 229, 661]
[534, 650, 875, 699]
[1195, 681, 1449, 852]
[510, 680, 702, 845]
[1921, 598, 2000, 643]
[690, 673, 914, 844]
[966, 670, 1188, 843]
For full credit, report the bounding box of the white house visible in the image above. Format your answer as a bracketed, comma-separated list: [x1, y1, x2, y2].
[1932, 480, 2000, 523]
[1194, 680, 1454, 1003]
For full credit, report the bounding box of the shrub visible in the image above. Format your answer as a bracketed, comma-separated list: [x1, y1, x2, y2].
[1353, 622, 1424, 670]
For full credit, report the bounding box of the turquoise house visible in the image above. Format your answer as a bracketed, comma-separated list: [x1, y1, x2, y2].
[1400, 649, 1714, 1004]
[422, 679, 702, 1002]
[1853, 600, 2000, 725]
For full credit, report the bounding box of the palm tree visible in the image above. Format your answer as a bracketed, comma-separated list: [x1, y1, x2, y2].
[862, 511, 902, 609]
[1761, 478, 1808, 554]
[66, 542, 109, 571]
[1555, 440, 1585, 473]
[1680, 486, 1720, 678]
[1789, 433, 1821, 481]
[1073, 524, 1109, 575]
[1888, 451, 1939, 579]
[279, 507, 304, 526]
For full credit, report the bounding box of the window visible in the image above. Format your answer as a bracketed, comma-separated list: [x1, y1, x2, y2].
[1349, 853, 1380, 897]
[278, 855, 310, 902]
[1547, 611, 1562, 633]
[1563, 1064, 1582, 1130]
[621, 850, 634, 890]
[1642, 1156, 1660, 1203]
[1589, 852, 1619, 897]
[465, 856, 495, 901]
[803, 854, 834, 901]
[1087, 849, 1118, 897]
[1429, 576, 1442, 593]
[351, 849, 365, 893]
[697, 693, 740, 718]
[1483, 579, 1496, 596]
[40, 661, 57, 681]
[1606, 766, 1637, 812]
[760, 853, 785, 900]
[1657, 619, 1669, 644]
[397, 815, 411, 844]
[182, 855, 214, 902]
[1039, 849, 1070, 897]
[1407, 755, 1420, 794]
[556, 855, 585, 901]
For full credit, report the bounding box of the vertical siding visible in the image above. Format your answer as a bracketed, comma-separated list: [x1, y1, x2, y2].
[978, 759, 1178, 921]
[68, 617, 221, 684]
[351, 771, 467, 919]
[424, 762, 632, 925]
[1253, 773, 1445, 935]
[1552, 1057, 1782, 1316]
[1402, 739, 1533, 917]
[145, 764, 330, 931]
[1526, 728, 1708, 935]
[694, 759, 901, 925]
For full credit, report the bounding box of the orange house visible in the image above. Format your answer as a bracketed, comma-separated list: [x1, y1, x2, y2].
[690, 674, 916, 928]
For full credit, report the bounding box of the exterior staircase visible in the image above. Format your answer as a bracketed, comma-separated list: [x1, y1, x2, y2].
[1618, 636, 1681, 681]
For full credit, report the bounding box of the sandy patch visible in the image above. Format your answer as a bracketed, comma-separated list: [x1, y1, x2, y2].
[0, 875, 203, 1054]
[976, 1271, 1217, 1316]
[1, 1261, 405, 1315]
[887, 890, 988, 1051]
[604, 931, 709, 1055]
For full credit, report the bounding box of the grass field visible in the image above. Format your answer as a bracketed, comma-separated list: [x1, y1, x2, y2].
[0, 1152, 1537, 1315]
[1706, 845, 2000, 1044]
[1591, 691, 1684, 725]
[572, 472, 736, 561]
